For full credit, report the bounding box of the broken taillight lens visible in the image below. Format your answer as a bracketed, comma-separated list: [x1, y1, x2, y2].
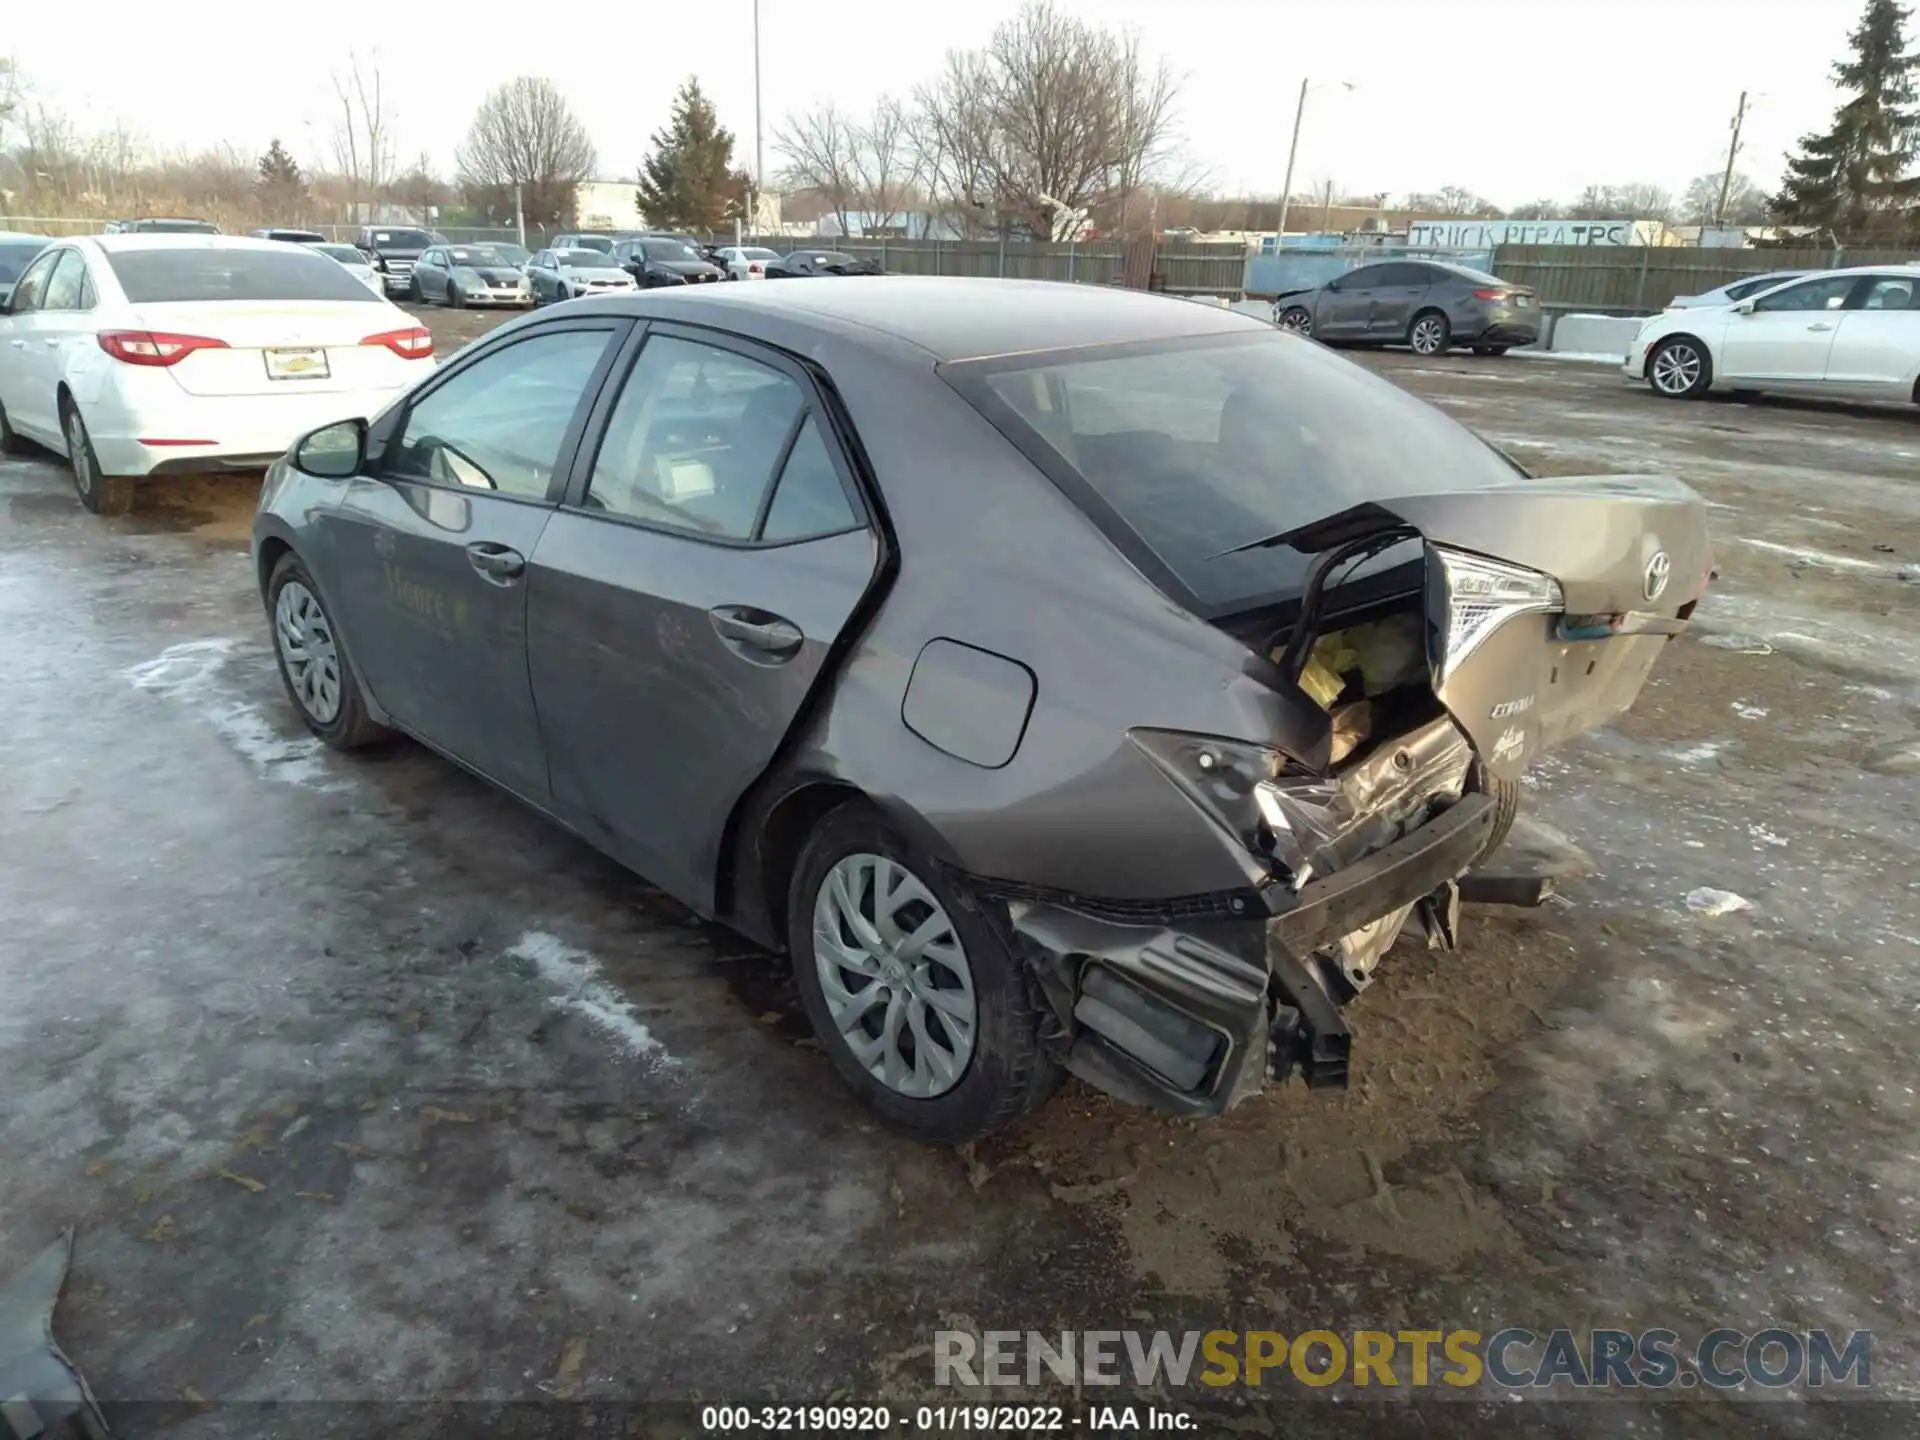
[1431, 545, 1564, 682]
[1129, 729, 1293, 861]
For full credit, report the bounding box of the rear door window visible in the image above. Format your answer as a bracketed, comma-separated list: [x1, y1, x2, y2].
[1753, 274, 1856, 312]
[40, 251, 87, 310]
[1856, 275, 1916, 310]
[104, 248, 380, 304]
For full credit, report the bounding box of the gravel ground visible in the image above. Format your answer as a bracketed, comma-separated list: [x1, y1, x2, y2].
[3, 303, 1917, 1435]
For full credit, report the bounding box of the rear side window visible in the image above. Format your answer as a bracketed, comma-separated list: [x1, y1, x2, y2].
[952, 332, 1521, 609]
[105, 248, 380, 304]
[0, 240, 47, 283]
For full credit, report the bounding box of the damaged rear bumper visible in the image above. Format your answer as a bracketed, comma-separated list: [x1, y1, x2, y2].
[991, 791, 1495, 1118]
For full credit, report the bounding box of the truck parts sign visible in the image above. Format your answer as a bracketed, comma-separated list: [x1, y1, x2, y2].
[1406, 219, 1653, 247]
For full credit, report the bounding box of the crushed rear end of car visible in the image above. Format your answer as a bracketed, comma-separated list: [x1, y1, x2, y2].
[942, 330, 1711, 1116]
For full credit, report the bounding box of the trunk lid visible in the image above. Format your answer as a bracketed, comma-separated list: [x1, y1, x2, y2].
[131, 301, 402, 397]
[1277, 474, 1710, 780]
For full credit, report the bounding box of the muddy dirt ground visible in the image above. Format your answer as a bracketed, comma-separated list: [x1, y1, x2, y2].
[3, 305, 1918, 1436]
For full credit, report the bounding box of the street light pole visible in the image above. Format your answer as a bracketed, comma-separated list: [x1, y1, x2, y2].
[1276, 77, 1308, 240]
[753, 0, 764, 221]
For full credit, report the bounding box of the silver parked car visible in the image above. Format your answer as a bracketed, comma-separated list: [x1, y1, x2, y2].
[251, 279, 1710, 1142]
[410, 243, 533, 308]
[1274, 260, 1540, 356]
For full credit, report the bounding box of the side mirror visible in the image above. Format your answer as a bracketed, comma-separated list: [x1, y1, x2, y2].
[1733, 300, 1755, 315]
[295, 418, 368, 479]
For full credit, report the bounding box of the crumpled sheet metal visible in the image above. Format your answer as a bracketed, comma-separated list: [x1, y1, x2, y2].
[0, 1231, 110, 1440]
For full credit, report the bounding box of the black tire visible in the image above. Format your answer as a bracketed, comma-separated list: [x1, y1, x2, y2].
[446, 278, 463, 309]
[1472, 344, 1510, 357]
[1277, 305, 1313, 336]
[1470, 766, 1521, 864]
[1408, 309, 1452, 356]
[61, 400, 135, 516]
[265, 551, 391, 751]
[408, 276, 423, 303]
[0, 397, 29, 455]
[787, 801, 1061, 1144]
[1647, 335, 1712, 399]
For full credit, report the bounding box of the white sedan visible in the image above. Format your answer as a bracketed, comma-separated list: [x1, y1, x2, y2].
[305, 241, 386, 296]
[0, 234, 433, 515]
[713, 245, 781, 280]
[1625, 264, 1920, 405]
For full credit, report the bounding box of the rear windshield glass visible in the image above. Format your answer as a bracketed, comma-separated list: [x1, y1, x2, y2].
[106, 248, 380, 304]
[0, 240, 47, 282]
[951, 332, 1519, 609]
[1441, 264, 1508, 287]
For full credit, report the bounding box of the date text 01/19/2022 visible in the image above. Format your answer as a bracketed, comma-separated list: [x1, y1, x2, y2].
[698, 1405, 1195, 1432]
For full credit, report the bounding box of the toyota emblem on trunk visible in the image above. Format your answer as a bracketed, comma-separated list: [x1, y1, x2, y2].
[1643, 551, 1671, 602]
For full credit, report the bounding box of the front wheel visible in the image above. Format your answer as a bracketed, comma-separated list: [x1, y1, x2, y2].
[267, 552, 391, 750]
[446, 280, 463, 309]
[1648, 337, 1712, 399]
[1277, 305, 1313, 335]
[1408, 311, 1451, 356]
[788, 802, 1061, 1144]
[63, 402, 135, 516]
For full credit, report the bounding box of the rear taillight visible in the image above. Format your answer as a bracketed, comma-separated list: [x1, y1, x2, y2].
[97, 330, 230, 367]
[1471, 288, 1509, 302]
[361, 326, 434, 359]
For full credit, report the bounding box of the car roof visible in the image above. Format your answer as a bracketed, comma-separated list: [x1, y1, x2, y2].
[87, 234, 303, 254]
[576, 276, 1260, 362]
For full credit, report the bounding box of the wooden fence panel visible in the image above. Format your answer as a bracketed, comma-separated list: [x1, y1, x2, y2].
[1491, 244, 1920, 310]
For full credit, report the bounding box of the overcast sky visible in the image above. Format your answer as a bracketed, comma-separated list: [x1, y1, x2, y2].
[6, 0, 1873, 207]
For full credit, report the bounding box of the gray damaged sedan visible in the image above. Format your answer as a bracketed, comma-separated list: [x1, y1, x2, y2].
[252, 279, 1711, 1142]
[1274, 259, 1541, 356]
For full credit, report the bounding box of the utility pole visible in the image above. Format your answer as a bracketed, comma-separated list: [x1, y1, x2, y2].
[1714, 90, 1750, 228]
[753, 0, 764, 221]
[1276, 77, 1308, 239]
[514, 183, 525, 248]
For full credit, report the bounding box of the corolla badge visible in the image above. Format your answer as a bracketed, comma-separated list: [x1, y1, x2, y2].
[1643, 550, 1671, 602]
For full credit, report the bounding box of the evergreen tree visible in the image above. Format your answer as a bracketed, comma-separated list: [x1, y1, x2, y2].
[635, 79, 740, 234]
[1773, 0, 1920, 239]
[255, 139, 308, 214]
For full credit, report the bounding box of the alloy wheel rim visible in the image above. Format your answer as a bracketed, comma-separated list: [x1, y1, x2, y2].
[1281, 309, 1312, 335]
[274, 580, 344, 723]
[66, 414, 93, 496]
[1653, 344, 1701, 394]
[1413, 318, 1443, 353]
[813, 853, 977, 1099]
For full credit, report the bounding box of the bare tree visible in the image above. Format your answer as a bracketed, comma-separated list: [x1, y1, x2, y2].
[330, 53, 395, 216]
[455, 75, 596, 229]
[1568, 182, 1674, 222]
[1403, 185, 1498, 216]
[847, 96, 921, 234]
[913, 1, 1184, 240]
[774, 103, 862, 237]
[1682, 170, 1768, 227]
[0, 57, 21, 140]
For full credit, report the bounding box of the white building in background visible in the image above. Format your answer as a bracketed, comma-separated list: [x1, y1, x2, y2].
[816, 210, 965, 241]
[573, 180, 647, 231]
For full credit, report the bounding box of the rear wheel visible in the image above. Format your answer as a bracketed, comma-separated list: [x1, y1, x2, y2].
[267, 552, 390, 750]
[1277, 305, 1313, 335]
[1648, 336, 1711, 399]
[62, 401, 135, 516]
[788, 802, 1060, 1143]
[408, 276, 422, 303]
[1409, 310, 1451, 356]
[1473, 769, 1522, 862]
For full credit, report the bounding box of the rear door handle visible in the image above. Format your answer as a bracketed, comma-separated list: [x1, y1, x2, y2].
[709, 606, 804, 659]
[465, 542, 525, 582]
[44, 338, 62, 348]
[1807, 322, 1836, 332]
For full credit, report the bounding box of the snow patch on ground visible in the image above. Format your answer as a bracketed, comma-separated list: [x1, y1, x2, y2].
[508, 930, 673, 1063]
[1736, 538, 1903, 576]
[124, 639, 336, 789]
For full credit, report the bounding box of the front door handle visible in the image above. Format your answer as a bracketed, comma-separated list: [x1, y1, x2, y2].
[465, 542, 525, 582]
[709, 606, 804, 659]
[1807, 322, 1836, 332]
[45, 338, 62, 348]
[7, 340, 24, 350]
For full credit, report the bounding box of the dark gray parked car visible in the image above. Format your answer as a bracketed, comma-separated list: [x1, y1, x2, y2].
[1275, 260, 1540, 355]
[251, 280, 1710, 1142]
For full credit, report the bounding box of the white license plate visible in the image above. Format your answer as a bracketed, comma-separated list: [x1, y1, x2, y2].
[264, 348, 330, 381]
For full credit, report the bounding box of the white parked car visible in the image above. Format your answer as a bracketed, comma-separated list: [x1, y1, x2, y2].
[306, 241, 385, 296]
[1666, 270, 1807, 310]
[1625, 264, 1920, 405]
[713, 245, 781, 280]
[527, 248, 637, 303]
[0, 235, 434, 515]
